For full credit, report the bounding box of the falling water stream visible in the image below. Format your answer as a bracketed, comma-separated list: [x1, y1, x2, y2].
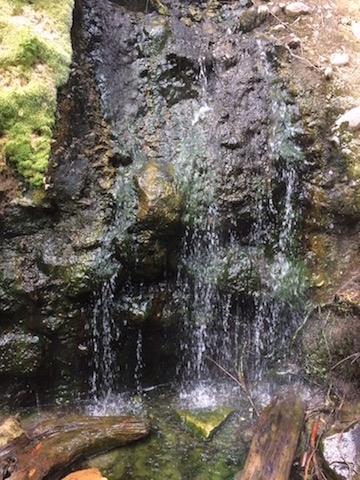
[78, 0, 312, 476]
[88, 33, 305, 397]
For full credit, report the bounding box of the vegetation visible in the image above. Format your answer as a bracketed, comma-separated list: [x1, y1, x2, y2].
[0, 0, 74, 188]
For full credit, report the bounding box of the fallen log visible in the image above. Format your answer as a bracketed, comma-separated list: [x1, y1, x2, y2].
[0, 415, 149, 480]
[236, 393, 306, 480]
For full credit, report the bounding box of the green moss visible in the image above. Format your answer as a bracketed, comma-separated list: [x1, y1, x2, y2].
[1, 81, 56, 187]
[0, 0, 74, 188]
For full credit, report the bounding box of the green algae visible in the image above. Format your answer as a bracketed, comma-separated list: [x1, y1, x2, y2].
[0, 0, 74, 188]
[82, 394, 247, 480]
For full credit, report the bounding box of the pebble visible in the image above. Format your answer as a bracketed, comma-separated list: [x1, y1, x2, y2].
[335, 106, 360, 131]
[324, 66, 333, 80]
[330, 52, 350, 66]
[272, 24, 286, 32]
[352, 22, 360, 41]
[284, 2, 311, 18]
[330, 135, 340, 146]
[287, 35, 301, 49]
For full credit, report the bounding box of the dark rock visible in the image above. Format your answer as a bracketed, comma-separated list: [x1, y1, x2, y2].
[52, 155, 90, 201]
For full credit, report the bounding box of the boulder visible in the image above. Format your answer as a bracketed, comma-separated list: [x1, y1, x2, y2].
[237, 7, 269, 33]
[114, 160, 183, 281]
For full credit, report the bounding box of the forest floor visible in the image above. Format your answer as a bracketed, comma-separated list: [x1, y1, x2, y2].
[257, 0, 360, 115]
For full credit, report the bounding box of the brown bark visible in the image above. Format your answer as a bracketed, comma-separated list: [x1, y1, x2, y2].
[0, 415, 149, 480]
[236, 393, 306, 480]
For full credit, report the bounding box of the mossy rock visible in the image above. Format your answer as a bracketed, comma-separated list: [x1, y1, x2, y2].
[0, 0, 74, 188]
[176, 407, 234, 439]
[0, 328, 47, 376]
[135, 160, 182, 233]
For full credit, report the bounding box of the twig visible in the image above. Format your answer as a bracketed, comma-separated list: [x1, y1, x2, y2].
[285, 45, 321, 71]
[304, 449, 316, 480]
[312, 452, 325, 480]
[309, 416, 319, 449]
[206, 356, 259, 416]
[290, 309, 311, 348]
[304, 416, 322, 480]
[331, 352, 360, 370]
[268, 10, 294, 32]
[335, 272, 360, 297]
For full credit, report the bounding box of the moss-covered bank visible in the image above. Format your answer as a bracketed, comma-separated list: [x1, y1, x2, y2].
[0, 0, 74, 188]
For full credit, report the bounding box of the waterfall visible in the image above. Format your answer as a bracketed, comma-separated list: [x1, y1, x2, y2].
[83, 0, 308, 406]
[88, 275, 120, 400]
[176, 44, 306, 396]
[247, 45, 306, 378]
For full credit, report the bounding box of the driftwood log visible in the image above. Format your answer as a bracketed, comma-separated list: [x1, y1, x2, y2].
[0, 415, 149, 480]
[236, 394, 306, 480]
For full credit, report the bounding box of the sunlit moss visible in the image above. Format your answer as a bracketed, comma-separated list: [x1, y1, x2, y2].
[0, 0, 74, 188]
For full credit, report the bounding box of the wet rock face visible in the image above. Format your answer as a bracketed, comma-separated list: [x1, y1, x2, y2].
[0, 0, 318, 402]
[0, 0, 299, 401]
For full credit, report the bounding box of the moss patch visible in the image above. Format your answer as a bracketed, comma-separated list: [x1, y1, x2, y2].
[0, 0, 74, 188]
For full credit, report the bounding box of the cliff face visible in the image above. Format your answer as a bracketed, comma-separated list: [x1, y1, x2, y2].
[1, 0, 360, 406]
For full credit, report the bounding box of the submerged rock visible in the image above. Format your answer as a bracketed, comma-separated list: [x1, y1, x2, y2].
[176, 407, 234, 439]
